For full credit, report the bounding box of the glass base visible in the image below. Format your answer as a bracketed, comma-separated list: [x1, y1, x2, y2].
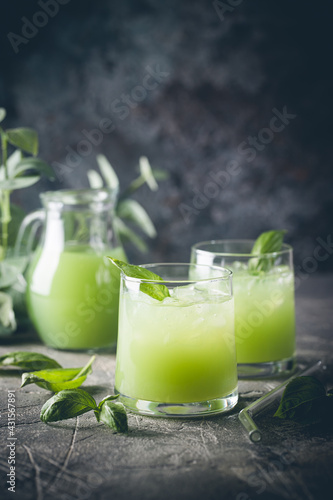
[237, 356, 296, 379]
[116, 388, 238, 417]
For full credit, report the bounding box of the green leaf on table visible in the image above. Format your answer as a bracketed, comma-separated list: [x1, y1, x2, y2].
[13, 157, 55, 180]
[6, 128, 38, 155]
[96, 154, 119, 190]
[40, 388, 98, 423]
[114, 217, 148, 253]
[0, 108, 6, 123]
[97, 400, 128, 432]
[0, 176, 41, 190]
[97, 394, 120, 410]
[248, 229, 287, 275]
[274, 376, 328, 424]
[117, 199, 157, 238]
[0, 351, 62, 371]
[108, 258, 170, 301]
[0, 292, 16, 332]
[21, 356, 95, 391]
[87, 169, 104, 189]
[139, 156, 158, 191]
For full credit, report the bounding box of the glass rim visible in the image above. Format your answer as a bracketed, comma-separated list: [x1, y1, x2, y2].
[191, 239, 293, 258]
[120, 262, 232, 284]
[40, 187, 118, 206]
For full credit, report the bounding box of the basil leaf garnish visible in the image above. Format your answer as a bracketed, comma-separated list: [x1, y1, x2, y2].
[274, 376, 329, 424]
[21, 356, 95, 392]
[0, 351, 61, 371]
[109, 258, 170, 301]
[97, 400, 128, 433]
[40, 389, 98, 423]
[248, 230, 287, 275]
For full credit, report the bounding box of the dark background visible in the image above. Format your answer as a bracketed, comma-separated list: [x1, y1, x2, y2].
[1, 0, 332, 270]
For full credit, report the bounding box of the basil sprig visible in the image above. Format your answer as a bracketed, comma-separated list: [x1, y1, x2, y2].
[274, 376, 333, 424]
[0, 350, 129, 432]
[41, 389, 128, 433]
[109, 258, 170, 301]
[248, 229, 287, 275]
[21, 356, 95, 392]
[0, 351, 61, 371]
[40, 388, 97, 422]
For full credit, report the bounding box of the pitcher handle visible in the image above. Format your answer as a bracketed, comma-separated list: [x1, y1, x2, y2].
[14, 210, 45, 258]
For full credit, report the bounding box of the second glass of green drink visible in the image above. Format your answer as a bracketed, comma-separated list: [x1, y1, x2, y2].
[191, 240, 296, 378]
[114, 263, 238, 417]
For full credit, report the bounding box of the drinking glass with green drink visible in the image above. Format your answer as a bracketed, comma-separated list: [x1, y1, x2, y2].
[191, 231, 296, 377]
[110, 260, 238, 417]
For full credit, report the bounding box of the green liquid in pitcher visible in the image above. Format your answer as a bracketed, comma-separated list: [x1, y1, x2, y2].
[26, 245, 126, 350]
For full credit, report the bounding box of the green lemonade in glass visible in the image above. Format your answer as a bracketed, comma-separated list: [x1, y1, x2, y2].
[232, 265, 295, 364]
[27, 245, 126, 350]
[114, 263, 238, 416]
[191, 239, 296, 377]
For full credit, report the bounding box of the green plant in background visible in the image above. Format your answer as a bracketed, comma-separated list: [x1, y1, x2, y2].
[87, 154, 168, 253]
[0, 107, 54, 333]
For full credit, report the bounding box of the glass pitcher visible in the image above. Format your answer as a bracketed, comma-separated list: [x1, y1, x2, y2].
[17, 188, 126, 351]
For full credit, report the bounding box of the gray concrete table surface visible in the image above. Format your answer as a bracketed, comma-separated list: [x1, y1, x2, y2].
[1, 274, 333, 500]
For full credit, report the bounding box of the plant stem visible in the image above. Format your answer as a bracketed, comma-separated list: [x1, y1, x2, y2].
[0, 132, 11, 261]
[119, 175, 144, 200]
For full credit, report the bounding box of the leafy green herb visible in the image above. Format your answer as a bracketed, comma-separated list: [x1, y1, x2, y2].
[0, 292, 16, 331]
[21, 356, 95, 392]
[0, 351, 61, 371]
[87, 154, 166, 253]
[97, 400, 128, 432]
[0, 109, 54, 332]
[97, 394, 120, 410]
[274, 376, 333, 424]
[109, 258, 171, 302]
[40, 389, 128, 432]
[40, 388, 98, 423]
[0, 108, 6, 123]
[248, 229, 287, 275]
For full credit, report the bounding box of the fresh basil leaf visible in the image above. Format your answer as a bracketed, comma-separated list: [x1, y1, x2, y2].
[21, 356, 95, 391]
[251, 230, 287, 255]
[117, 199, 157, 238]
[40, 388, 97, 423]
[97, 400, 128, 432]
[21, 370, 87, 391]
[0, 257, 28, 288]
[6, 150, 22, 177]
[0, 108, 6, 123]
[97, 394, 120, 410]
[0, 292, 16, 332]
[274, 376, 327, 424]
[108, 258, 170, 301]
[248, 229, 287, 274]
[87, 169, 104, 188]
[13, 157, 55, 180]
[96, 154, 119, 190]
[6, 128, 38, 156]
[139, 156, 158, 191]
[0, 176, 41, 190]
[0, 351, 61, 371]
[72, 355, 95, 380]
